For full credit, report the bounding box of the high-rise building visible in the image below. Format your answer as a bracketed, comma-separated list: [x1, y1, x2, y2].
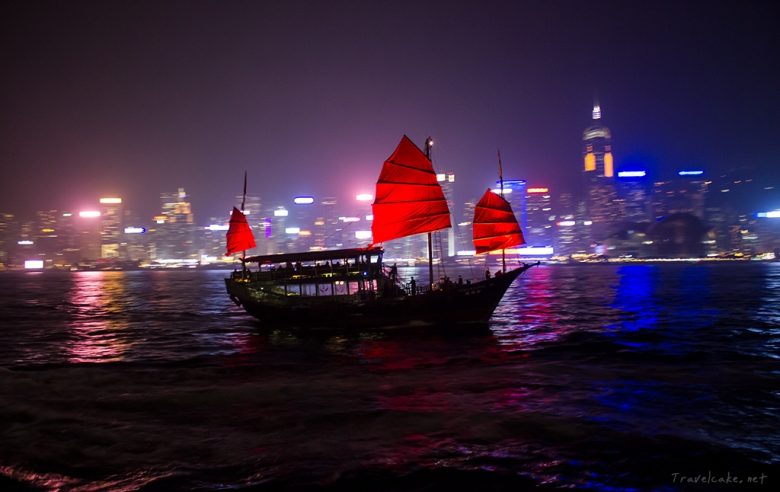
[525, 187, 554, 246]
[154, 188, 195, 260]
[615, 171, 651, 222]
[652, 170, 708, 220]
[437, 171, 456, 257]
[99, 197, 123, 258]
[582, 102, 619, 239]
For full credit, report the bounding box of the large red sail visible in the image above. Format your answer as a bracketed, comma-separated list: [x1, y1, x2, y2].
[473, 188, 525, 254]
[371, 135, 451, 245]
[226, 207, 256, 255]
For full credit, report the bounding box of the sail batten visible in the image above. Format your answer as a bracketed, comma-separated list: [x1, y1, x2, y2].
[472, 188, 525, 254]
[226, 207, 256, 256]
[371, 135, 451, 245]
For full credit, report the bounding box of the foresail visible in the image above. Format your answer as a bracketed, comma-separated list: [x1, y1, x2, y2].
[472, 188, 525, 254]
[226, 207, 256, 255]
[371, 135, 451, 245]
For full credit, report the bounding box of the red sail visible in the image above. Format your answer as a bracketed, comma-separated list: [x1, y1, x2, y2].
[371, 135, 451, 244]
[473, 188, 525, 254]
[226, 207, 256, 255]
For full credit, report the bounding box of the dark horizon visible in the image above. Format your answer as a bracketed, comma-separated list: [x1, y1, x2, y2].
[2, 0, 779, 220]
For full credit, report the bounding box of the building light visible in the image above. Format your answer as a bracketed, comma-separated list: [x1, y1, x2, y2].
[558, 220, 576, 226]
[285, 227, 300, 234]
[99, 197, 122, 204]
[62, 212, 72, 217]
[340, 216, 360, 223]
[436, 173, 446, 181]
[365, 214, 374, 221]
[314, 220, 325, 226]
[293, 196, 314, 205]
[356, 193, 373, 202]
[79, 211, 101, 218]
[617, 171, 646, 178]
[678, 170, 704, 176]
[24, 260, 44, 269]
[491, 188, 512, 195]
[205, 224, 229, 231]
[527, 187, 549, 193]
[124, 227, 147, 234]
[17, 240, 34, 245]
[355, 230, 372, 240]
[757, 211, 780, 218]
[273, 208, 289, 217]
[583, 220, 593, 225]
[298, 230, 312, 236]
[41, 228, 55, 233]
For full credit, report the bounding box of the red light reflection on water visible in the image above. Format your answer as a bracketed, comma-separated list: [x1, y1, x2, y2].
[67, 272, 132, 363]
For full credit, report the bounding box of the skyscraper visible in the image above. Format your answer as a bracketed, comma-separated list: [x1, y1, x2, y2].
[582, 102, 619, 239]
[155, 188, 195, 260]
[99, 197, 123, 259]
[525, 187, 554, 246]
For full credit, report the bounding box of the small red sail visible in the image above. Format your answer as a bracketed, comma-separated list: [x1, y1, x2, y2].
[371, 135, 451, 245]
[226, 207, 256, 255]
[473, 188, 525, 254]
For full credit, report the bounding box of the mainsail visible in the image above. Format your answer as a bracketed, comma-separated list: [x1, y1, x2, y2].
[472, 188, 525, 254]
[226, 207, 256, 255]
[371, 135, 451, 245]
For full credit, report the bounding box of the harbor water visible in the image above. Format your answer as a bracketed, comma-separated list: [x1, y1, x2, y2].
[0, 263, 778, 490]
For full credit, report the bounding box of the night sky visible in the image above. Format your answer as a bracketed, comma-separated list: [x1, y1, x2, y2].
[2, 0, 779, 220]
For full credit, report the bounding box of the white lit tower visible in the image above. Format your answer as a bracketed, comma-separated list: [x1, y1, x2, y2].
[436, 171, 456, 256]
[156, 188, 195, 260]
[99, 197, 123, 258]
[583, 102, 619, 240]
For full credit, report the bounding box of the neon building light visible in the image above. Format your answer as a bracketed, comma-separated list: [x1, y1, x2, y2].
[99, 197, 122, 204]
[527, 187, 549, 193]
[678, 170, 704, 176]
[293, 196, 314, 205]
[617, 171, 647, 177]
[79, 211, 101, 218]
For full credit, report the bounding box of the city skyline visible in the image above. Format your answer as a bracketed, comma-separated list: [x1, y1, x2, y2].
[3, 1, 779, 221]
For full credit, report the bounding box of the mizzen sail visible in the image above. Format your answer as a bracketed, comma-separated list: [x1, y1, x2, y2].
[371, 135, 451, 245]
[226, 207, 256, 255]
[472, 188, 525, 254]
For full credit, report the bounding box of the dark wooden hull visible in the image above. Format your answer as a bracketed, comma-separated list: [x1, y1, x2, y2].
[226, 267, 524, 330]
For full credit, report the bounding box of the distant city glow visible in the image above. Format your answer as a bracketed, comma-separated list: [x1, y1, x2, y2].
[293, 196, 314, 205]
[79, 211, 101, 218]
[124, 227, 147, 234]
[757, 211, 780, 218]
[617, 171, 646, 177]
[527, 187, 549, 193]
[99, 197, 122, 204]
[273, 208, 289, 217]
[285, 227, 300, 234]
[206, 224, 229, 231]
[24, 260, 44, 269]
[678, 170, 704, 176]
[17, 240, 34, 245]
[356, 193, 373, 202]
[355, 230, 372, 240]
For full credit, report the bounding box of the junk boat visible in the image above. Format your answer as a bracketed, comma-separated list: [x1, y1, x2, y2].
[225, 136, 534, 329]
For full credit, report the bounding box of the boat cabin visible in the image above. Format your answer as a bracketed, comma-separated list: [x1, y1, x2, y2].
[231, 247, 392, 297]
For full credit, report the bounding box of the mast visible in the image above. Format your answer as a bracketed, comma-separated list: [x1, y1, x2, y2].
[241, 170, 248, 269]
[425, 136, 435, 290]
[497, 150, 507, 272]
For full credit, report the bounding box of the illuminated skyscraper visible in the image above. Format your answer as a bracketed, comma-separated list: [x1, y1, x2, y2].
[582, 102, 619, 239]
[525, 187, 554, 246]
[155, 188, 195, 260]
[615, 171, 651, 222]
[496, 179, 527, 231]
[437, 171, 456, 256]
[652, 170, 709, 220]
[99, 197, 123, 258]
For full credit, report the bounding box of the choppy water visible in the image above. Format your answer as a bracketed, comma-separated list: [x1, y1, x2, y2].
[0, 264, 778, 490]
